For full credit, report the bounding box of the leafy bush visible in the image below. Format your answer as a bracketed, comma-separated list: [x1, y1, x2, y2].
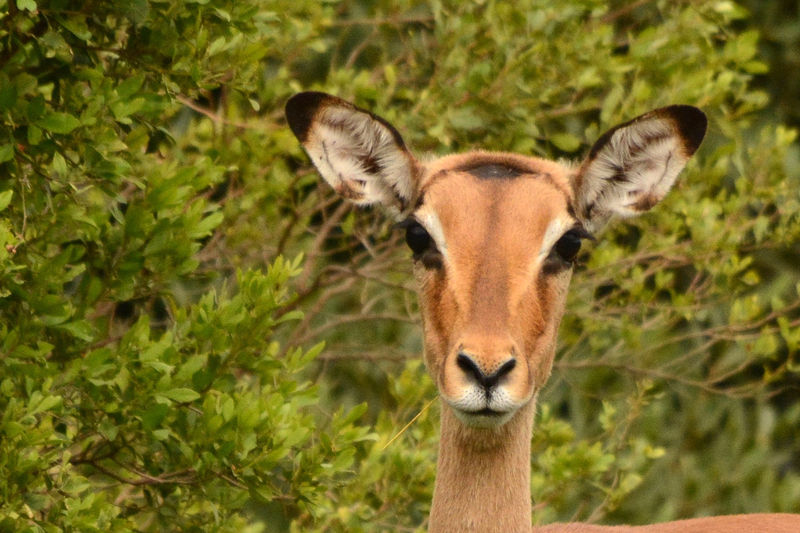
[0, 2, 370, 531]
[1, 0, 799, 531]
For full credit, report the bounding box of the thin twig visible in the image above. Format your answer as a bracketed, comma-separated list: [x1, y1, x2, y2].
[176, 95, 254, 130]
[597, 0, 654, 24]
[329, 15, 434, 27]
[382, 395, 438, 451]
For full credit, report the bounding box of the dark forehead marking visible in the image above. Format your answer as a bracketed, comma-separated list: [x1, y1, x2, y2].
[460, 163, 523, 180]
[455, 162, 570, 199]
[419, 165, 572, 208]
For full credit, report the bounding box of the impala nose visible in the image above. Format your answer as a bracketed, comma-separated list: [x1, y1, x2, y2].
[456, 351, 517, 392]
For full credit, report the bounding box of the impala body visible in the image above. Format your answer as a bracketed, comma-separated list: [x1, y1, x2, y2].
[285, 92, 800, 532]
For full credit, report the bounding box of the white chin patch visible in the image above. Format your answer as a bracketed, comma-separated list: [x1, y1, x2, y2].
[446, 386, 522, 427]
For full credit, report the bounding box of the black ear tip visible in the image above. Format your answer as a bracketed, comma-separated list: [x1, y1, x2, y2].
[285, 92, 333, 142]
[665, 105, 708, 155]
[286, 91, 330, 112]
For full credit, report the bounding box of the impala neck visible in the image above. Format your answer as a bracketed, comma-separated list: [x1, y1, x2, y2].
[429, 399, 537, 533]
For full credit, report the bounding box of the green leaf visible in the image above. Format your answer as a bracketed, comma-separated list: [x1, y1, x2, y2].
[36, 111, 81, 134]
[618, 472, 643, 494]
[117, 75, 145, 99]
[27, 124, 42, 145]
[61, 475, 92, 495]
[550, 132, 582, 152]
[0, 190, 12, 211]
[52, 152, 68, 176]
[28, 394, 62, 416]
[24, 493, 49, 511]
[448, 108, 484, 131]
[152, 428, 170, 440]
[56, 320, 95, 341]
[141, 404, 168, 430]
[0, 144, 14, 164]
[58, 16, 92, 41]
[111, 97, 145, 120]
[276, 309, 304, 324]
[189, 210, 224, 238]
[0, 84, 17, 111]
[158, 388, 201, 403]
[98, 419, 119, 441]
[144, 360, 174, 373]
[120, 0, 150, 24]
[83, 348, 113, 374]
[17, 0, 37, 12]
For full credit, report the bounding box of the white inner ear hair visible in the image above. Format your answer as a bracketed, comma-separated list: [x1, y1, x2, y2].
[304, 105, 416, 209]
[582, 117, 688, 218]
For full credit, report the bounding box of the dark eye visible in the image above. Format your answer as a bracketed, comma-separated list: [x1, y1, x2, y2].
[405, 221, 432, 255]
[553, 230, 583, 263]
[549, 226, 595, 268]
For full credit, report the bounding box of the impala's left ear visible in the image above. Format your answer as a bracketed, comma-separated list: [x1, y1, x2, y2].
[572, 105, 707, 232]
[285, 92, 420, 215]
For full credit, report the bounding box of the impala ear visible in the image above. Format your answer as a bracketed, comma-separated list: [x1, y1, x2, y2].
[572, 105, 707, 232]
[285, 92, 420, 214]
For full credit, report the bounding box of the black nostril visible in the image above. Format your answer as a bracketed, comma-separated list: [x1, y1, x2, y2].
[457, 352, 485, 384]
[456, 352, 516, 390]
[485, 358, 516, 389]
[494, 358, 516, 380]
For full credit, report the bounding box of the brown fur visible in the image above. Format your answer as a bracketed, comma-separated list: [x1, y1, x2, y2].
[429, 402, 537, 533]
[537, 514, 800, 532]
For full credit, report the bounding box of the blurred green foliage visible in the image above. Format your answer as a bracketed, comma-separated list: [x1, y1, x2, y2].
[1, 0, 799, 532]
[742, 0, 800, 129]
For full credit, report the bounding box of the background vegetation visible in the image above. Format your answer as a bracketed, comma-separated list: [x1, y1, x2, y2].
[1, 0, 799, 531]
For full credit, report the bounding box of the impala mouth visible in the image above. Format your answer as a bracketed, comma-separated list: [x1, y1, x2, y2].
[473, 408, 503, 416]
[452, 405, 516, 428]
[443, 385, 526, 427]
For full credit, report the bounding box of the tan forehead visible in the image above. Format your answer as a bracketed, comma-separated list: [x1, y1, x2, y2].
[415, 153, 575, 266]
[418, 152, 573, 229]
[422, 175, 569, 248]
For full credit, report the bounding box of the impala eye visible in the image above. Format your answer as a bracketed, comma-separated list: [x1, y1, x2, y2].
[548, 227, 594, 267]
[405, 221, 432, 256]
[554, 231, 582, 262]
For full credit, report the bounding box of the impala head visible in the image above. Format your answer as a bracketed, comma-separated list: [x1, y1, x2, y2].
[286, 92, 706, 430]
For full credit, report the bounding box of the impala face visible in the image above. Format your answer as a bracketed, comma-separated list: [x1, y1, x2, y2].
[285, 92, 706, 429]
[407, 154, 583, 427]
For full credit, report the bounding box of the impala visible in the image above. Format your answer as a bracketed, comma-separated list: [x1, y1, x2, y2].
[285, 92, 800, 532]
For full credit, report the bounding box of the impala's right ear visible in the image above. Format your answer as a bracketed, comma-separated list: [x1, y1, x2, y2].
[572, 105, 707, 233]
[285, 92, 420, 214]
